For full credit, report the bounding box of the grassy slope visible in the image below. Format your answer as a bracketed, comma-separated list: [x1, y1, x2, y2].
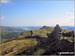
[0, 38, 37, 55]
[18, 26, 54, 39]
[0, 26, 72, 55]
[0, 31, 21, 43]
[0, 26, 24, 43]
[0, 26, 23, 32]
[18, 30, 31, 39]
[0, 26, 53, 55]
[32, 48, 46, 55]
[32, 26, 53, 37]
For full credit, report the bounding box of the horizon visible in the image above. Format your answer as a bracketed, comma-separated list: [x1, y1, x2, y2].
[0, 25, 74, 27]
[1, 0, 74, 26]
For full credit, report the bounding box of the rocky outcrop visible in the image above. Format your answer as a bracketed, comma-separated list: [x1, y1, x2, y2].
[40, 26, 48, 29]
[30, 30, 33, 36]
[47, 24, 62, 40]
[42, 39, 74, 55]
[51, 39, 74, 52]
[16, 25, 74, 55]
[62, 31, 75, 37]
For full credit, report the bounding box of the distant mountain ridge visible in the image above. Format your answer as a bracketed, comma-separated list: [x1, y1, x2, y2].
[15, 26, 42, 30]
[0, 26, 24, 32]
[12, 26, 74, 31]
[60, 26, 75, 31]
[1, 26, 74, 31]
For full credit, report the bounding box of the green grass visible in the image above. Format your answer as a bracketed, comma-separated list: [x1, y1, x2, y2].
[62, 29, 70, 33]
[32, 27, 53, 37]
[61, 36, 74, 40]
[0, 26, 71, 56]
[32, 48, 46, 55]
[0, 31, 21, 43]
[67, 37, 74, 40]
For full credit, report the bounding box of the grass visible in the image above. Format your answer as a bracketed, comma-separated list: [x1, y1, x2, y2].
[0, 26, 72, 56]
[61, 36, 74, 40]
[0, 31, 21, 43]
[0, 38, 37, 55]
[62, 29, 70, 33]
[32, 29, 47, 37]
[67, 37, 74, 40]
[18, 26, 54, 38]
[18, 30, 31, 38]
[32, 29, 52, 37]
[32, 48, 46, 55]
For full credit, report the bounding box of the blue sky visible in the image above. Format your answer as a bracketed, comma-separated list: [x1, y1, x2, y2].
[1, 0, 74, 26]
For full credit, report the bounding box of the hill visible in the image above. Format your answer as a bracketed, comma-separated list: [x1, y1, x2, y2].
[0, 26, 24, 32]
[18, 26, 54, 39]
[0, 25, 74, 56]
[18, 26, 69, 39]
[0, 26, 70, 43]
[0, 26, 24, 43]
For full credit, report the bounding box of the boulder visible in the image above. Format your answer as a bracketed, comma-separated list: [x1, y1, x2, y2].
[48, 24, 62, 40]
[62, 31, 75, 37]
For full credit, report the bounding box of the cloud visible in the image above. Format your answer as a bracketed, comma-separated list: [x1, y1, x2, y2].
[0, 0, 11, 3]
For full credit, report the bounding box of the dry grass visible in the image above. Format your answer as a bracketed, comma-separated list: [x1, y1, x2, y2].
[0, 38, 37, 55]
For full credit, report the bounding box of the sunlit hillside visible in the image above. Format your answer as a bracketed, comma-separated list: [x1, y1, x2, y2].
[0, 26, 73, 56]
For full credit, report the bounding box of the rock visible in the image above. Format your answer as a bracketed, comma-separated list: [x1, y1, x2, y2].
[30, 30, 33, 36]
[52, 24, 62, 39]
[13, 48, 18, 51]
[62, 31, 75, 37]
[16, 25, 74, 55]
[20, 32, 24, 35]
[48, 24, 62, 40]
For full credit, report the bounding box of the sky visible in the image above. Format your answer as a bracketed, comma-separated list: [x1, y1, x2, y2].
[1, 0, 74, 26]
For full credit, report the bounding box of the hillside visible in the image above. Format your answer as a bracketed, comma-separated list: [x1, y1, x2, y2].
[0, 26, 24, 32]
[0, 26, 24, 43]
[0, 31, 21, 43]
[0, 25, 74, 56]
[18, 26, 54, 39]
[0, 26, 70, 43]
[18, 26, 69, 38]
[0, 26, 53, 55]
